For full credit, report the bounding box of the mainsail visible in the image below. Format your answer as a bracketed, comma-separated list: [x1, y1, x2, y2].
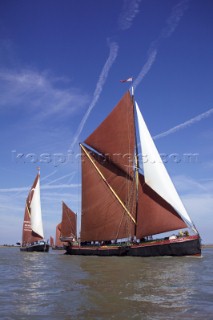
[79, 90, 195, 243]
[80, 145, 136, 242]
[81, 92, 137, 242]
[85, 91, 135, 176]
[22, 172, 44, 244]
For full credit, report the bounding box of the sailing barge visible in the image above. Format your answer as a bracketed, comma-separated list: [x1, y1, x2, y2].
[64, 89, 201, 257]
[20, 169, 49, 252]
[53, 202, 77, 250]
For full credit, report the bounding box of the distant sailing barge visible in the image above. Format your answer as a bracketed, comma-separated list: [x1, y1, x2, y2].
[63, 89, 201, 257]
[20, 169, 49, 252]
[52, 202, 77, 250]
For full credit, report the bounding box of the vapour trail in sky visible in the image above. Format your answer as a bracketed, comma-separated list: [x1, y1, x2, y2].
[69, 41, 119, 151]
[69, 0, 144, 150]
[44, 1, 142, 186]
[38, 41, 118, 187]
[0, 184, 80, 193]
[133, 49, 157, 90]
[43, 172, 76, 185]
[46, 0, 190, 186]
[118, 0, 142, 30]
[133, 0, 190, 90]
[153, 108, 213, 140]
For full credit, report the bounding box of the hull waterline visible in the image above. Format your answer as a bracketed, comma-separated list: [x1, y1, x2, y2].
[65, 235, 201, 257]
[20, 243, 49, 252]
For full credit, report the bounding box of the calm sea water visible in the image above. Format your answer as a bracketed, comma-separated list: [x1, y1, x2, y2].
[0, 247, 212, 320]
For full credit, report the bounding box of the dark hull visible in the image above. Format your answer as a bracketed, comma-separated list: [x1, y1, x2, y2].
[65, 235, 201, 257]
[20, 243, 49, 252]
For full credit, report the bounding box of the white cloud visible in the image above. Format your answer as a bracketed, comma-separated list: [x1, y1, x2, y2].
[171, 175, 213, 243]
[0, 68, 89, 120]
[202, 161, 213, 170]
[183, 193, 213, 243]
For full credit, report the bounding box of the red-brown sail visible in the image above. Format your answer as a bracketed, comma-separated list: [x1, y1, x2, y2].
[136, 173, 187, 239]
[80, 147, 136, 242]
[61, 202, 77, 240]
[22, 205, 32, 244]
[22, 204, 43, 244]
[55, 223, 64, 247]
[26, 173, 39, 204]
[84, 91, 135, 176]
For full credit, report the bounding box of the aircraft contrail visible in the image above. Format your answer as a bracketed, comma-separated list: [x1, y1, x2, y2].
[118, 0, 141, 31]
[133, 0, 190, 90]
[153, 108, 213, 140]
[70, 41, 119, 150]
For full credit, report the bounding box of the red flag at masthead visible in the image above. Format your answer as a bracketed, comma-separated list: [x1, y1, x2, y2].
[120, 77, 133, 83]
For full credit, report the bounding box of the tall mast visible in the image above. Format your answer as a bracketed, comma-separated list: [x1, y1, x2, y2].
[130, 85, 139, 238]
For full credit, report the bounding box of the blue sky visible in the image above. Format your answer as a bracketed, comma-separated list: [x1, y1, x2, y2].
[0, 0, 212, 245]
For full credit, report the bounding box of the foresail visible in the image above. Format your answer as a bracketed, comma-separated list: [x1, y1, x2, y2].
[30, 175, 44, 239]
[136, 174, 187, 238]
[135, 101, 193, 228]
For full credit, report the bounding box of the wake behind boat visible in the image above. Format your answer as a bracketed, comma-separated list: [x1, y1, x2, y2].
[20, 169, 49, 253]
[64, 88, 201, 257]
